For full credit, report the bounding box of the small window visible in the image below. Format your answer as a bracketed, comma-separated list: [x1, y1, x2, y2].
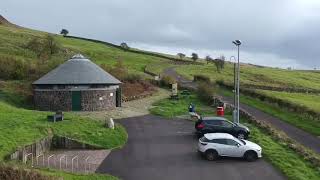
[206, 120, 221, 126]
[226, 139, 240, 146]
[110, 92, 114, 97]
[221, 120, 233, 128]
[211, 139, 227, 145]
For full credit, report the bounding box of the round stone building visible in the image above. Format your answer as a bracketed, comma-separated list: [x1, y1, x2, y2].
[32, 54, 122, 111]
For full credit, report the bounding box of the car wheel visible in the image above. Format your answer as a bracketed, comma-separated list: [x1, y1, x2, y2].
[205, 150, 218, 161]
[244, 151, 258, 162]
[237, 132, 246, 139]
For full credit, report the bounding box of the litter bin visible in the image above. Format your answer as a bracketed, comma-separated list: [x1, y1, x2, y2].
[217, 107, 224, 116]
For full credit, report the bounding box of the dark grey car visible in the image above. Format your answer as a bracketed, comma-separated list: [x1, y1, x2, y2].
[195, 117, 250, 139]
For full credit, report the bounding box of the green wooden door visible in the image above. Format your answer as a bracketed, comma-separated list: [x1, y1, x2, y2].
[72, 91, 81, 111]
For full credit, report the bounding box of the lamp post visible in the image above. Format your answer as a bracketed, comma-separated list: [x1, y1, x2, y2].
[232, 40, 241, 123]
[230, 56, 237, 123]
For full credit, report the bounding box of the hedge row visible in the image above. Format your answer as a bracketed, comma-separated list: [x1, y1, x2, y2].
[65, 36, 202, 65]
[217, 81, 320, 122]
[213, 96, 320, 168]
[217, 80, 320, 94]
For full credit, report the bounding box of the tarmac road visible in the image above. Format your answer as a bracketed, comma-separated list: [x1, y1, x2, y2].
[96, 115, 285, 180]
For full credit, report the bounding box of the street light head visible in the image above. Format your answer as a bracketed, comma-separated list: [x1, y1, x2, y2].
[232, 40, 242, 46]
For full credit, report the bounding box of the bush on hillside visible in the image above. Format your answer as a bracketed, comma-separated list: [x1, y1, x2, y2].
[0, 56, 29, 80]
[160, 75, 176, 87]
[125, 74, 142, 83]
[193, 75, 211, 83]
[26, 34, 61, 60]
[101, 60, 129, 81]
[197, 82, 215, 104]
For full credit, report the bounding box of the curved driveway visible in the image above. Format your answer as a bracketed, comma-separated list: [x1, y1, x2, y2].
[96, 115, 285, 180]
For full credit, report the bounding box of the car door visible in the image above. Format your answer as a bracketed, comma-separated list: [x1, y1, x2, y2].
[206, 120, 224, 133]
[210, 139, 229, 156]
[224, 139, 245, 157]
[220, 120, 234, 135]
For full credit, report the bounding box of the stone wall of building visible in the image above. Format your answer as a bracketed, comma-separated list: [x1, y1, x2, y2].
[34, 88, 117, 111]
[81, 89, 117, 111]
[34, 90, 72, 111]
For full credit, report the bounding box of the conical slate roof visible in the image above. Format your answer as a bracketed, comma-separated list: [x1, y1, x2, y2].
[33, 54, 121, 85]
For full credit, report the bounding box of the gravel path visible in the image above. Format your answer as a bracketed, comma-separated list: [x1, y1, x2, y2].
[75, 88, 170, 120]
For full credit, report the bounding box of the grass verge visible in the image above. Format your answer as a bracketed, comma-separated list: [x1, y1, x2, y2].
[220, 89, 320, 136]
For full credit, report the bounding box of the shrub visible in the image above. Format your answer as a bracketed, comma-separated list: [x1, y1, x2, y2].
[197, 82, 214, 104]
[101, 60, 128, 81]
[0, 164, 54, 180]
[0, 56, 29, 80]
[160, 75, 176, 87]
[120, 42, 129, 50]
[193, 75, 210, 83]
[125, 73, 142, 83]
[26, 34, 60, 59]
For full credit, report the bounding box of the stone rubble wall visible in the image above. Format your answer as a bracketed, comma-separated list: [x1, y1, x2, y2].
[34, 90, 72, 111]
[33, 88, 117, 111]
[81, 89, 116, 111]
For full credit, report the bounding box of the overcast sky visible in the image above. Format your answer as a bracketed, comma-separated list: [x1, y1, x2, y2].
[2, 0, 320, 69]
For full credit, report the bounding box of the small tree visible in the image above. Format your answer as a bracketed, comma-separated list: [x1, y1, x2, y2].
[191, 53, 198, 62]
[120, 42, 129, 50]
[205, 55, 213, 64]
[177, 53, 186, 60]
[44, 34, 60, 55]
[60, 29, 69, 36]
[213, 55, 225, 73]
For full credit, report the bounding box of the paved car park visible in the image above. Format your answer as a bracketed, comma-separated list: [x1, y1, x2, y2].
[96, 115, 285, 180]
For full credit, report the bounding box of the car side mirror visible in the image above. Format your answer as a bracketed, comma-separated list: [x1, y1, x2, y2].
[237, 144, 241, 147]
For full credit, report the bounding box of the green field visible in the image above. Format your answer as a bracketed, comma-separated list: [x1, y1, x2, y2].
[173, 63, 320, 91]
[150, 93, 215, 118]
[0, 24, 171, 78]
[257, 90, 320, 112]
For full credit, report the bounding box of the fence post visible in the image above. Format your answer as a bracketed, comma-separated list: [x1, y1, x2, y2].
[71, 155, 79, 172]
[59, 154, 67, 170]
[85, 156, 91, 174]
[25, 153, 33, 167]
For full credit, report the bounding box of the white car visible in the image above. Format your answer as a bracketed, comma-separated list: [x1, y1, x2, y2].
[198, 133, 262, 161]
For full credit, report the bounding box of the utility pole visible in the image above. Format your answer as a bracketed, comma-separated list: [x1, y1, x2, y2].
[230, 56, 237, 123]
[232, 40, 242, 124]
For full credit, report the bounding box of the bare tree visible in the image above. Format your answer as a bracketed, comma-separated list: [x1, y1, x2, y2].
[205, 55, 213, 64]
[177, 53, 186, 60]
[213, 55, 226, 73]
